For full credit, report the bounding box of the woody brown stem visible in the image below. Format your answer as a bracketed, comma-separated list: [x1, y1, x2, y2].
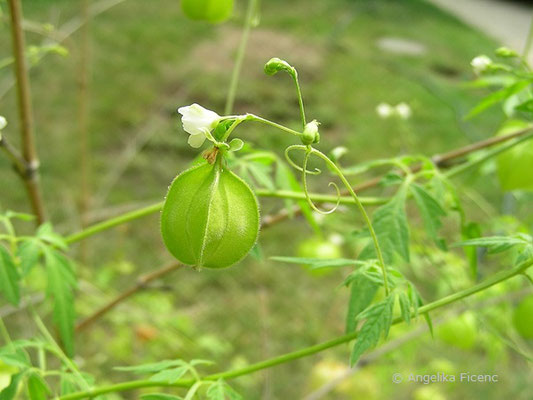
[7, 0, 46, 224]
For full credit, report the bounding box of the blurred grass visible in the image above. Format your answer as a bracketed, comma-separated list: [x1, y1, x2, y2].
[0, 0, 531, 399]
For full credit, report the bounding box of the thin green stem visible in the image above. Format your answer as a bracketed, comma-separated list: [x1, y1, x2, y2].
[255, 189, 387, 206]
[64, 130, 533, 245]
[224, 0, 257, 115]
[58, 259, 532, 400]
[65, 201, 163, 244]
[309, 147, 390, 295]
[444, 131, 533, 179]
[31, 310, 91, 390]
[291, 69, 306, 129]
[246, 114, 303, 136]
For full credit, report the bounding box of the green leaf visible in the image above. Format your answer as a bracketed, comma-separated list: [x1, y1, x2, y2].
[467, 79, 532, 118]
[0, 372, 22, 400]
[0, 346, 30, 369]
[149, 366, 188, 383]
[271, 256, 362, 270]
[247, 162, 275, 191]
[17, 239, 41, 276]
[206, 379, 242, 400]
[37, 223, 68, 250]
[141, 395, 183, 400]
[514, 98, 533, 113]
[0, 245, 20, 305]
[345, 272, 380, 333]
[228, 138, 244, 152]
[398, 292, 411, 325]
[44, 248, 76, 357]
[115, 360, 187, 373]
[359, 186, 410, 263]
[27, 373, 50, 400]
[350, 295, 394, 365]
[454, 235, 531, 254]
[410, 183, 446, 246]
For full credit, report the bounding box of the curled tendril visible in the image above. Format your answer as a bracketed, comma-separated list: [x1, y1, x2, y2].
[284, 145, 321, 175]
[285, 145, 341, 215]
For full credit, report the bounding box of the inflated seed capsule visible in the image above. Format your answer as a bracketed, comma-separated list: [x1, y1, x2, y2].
[161, 161, 260, 269]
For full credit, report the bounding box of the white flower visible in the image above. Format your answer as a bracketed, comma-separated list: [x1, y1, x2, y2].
[471, 55, 492, 74]
[177, 104, 220, 148]
[395, 102, 411, 120]
[329, 233, 344, 246]
[0, 116, 6, 130]
[376, 102, 393, 119]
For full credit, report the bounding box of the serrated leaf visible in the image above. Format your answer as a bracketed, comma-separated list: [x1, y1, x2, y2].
[345, 272, 379, 333]
[467, 80, 532, 118]
[350, 296, 394, 365]
[398, 292, 411, 325]
[60, 374, 78, 395]
[0, 346, 30, 369]
[44, 248, 76, 357]
[247, 163, 275, 191]
[206, 379, 242, 400]
[0, 373, 22, 400]
[141, 394, 183, 400]
[0, 245, 20, 305]
[17, 239, 41, 276]
[27, 373, 50, 400]
[149, 366, 188, 383]
[37, 223, 68, 250]
[454, 235, 531, 254]
[271, 256, 362, 270]
[115, 360, 187, 373]
[410, 183, 446, 246]
[359, 186, 409, 263]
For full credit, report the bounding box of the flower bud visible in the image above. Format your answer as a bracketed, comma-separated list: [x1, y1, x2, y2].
[495, 47, 518, 58]
[0, 116, 6, 130]
[264, 58, 293, 76]
[301, 120, 320, 145]
[471, 55, 492, 74]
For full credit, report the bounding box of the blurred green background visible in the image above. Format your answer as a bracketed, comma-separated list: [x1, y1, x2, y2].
[0, 0, 532, 399]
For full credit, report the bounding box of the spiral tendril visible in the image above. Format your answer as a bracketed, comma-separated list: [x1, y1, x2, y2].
[297, 147, 340, 215]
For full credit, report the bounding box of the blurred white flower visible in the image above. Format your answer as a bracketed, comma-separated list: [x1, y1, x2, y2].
[395, 102, 411, 120]
[0, 116, 6, 130]
[177, 104, 220, 148]
[329, 233, 344, 246]
[376, 102, 394, 119]
[471, 55, 492, 74]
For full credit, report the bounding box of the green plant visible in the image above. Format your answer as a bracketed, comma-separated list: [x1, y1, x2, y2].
[181, 0, 234, 23]
[1, 1, 533, 399]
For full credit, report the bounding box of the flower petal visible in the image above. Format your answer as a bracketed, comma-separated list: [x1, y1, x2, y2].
[188, 133, 206, 148]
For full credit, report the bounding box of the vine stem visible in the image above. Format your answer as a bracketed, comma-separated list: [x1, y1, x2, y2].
[292, 69, 306, 129]
[7, 0, 46, 224]
[65, 191, 384, 245]
[308, 146, 390, 295]
[64, 125, 533, 245]
[58, 258, 533, 400]
[224, 0, 258, 115]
